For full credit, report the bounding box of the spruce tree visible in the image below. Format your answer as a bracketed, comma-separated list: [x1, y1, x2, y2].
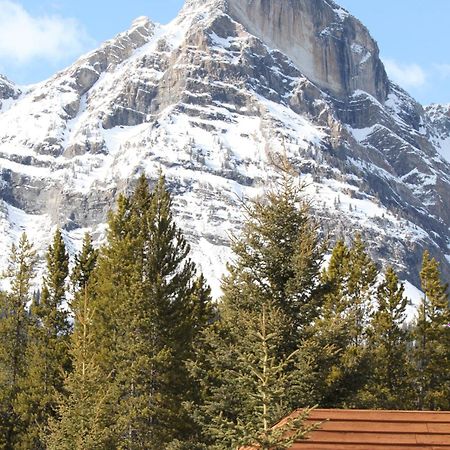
[359, 266, 413, 409]
[312, 236, 378, 407]
[16, 229, 71, 449]
[413, 251, 450, 410]
[346, 235, 378, 348]
[221, 174, 324, 354]
[71, 233, 98, 294]
[193, 303, 317, 450]
[0, 233, 36, 449]
[46, 232, 111, 449]
[45, 287, 115, 450]
[92, 174, 211, 448]
[191, 176, 322, 448]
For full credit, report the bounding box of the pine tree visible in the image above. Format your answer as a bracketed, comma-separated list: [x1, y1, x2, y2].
[413, 251, 450, 410]
[221, 174, 324, 354]
[91, 174, 211, 448]
[46, 233, 111, 449]
[359, 266, 413, 409]
[346, 235, 378, 348]
[312, 236, 378, 407]
[45, 287, 115, 450]
[16, 229, 71, 449]
[0, 233, 36, 449]
[190, 274, 215, 340]
[193, 303, 317, 450]
[71, 233, 98, 294]
[191, 176, 322, 448]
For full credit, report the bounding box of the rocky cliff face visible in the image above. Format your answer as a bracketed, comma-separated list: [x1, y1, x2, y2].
[426, 104, 450, 162]
[0, 75, 20, 111]
[226, 0, 388, 101]
[0, 0, 449, 296]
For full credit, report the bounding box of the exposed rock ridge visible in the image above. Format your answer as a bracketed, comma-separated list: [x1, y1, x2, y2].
[425, 103, 450, 163]
[58, 16, 156, 98]
[224, 0, 389, 101]
[0, 75, 21, 111]
[426, 104, 450, 139]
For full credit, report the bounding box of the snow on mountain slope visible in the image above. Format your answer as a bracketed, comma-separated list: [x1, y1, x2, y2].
[0, 0, 449, 297]
[0, 75, 21, 112]
[426, 103, 450, 163]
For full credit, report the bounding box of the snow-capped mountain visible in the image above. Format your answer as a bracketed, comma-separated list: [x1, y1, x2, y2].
[426, 104, 450, 163]
[0, 75, 20, 112]
[0, 0, 449, 296]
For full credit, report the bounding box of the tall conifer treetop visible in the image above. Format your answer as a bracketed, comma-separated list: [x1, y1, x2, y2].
[222, 174, 324, 343]
[83, 173, 212, 448]
[0, 234, 36, 448]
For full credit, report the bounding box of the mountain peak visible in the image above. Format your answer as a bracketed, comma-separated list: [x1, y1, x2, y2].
[131, 16, 152, 29]
[181, 0, 225, 12]
[177, 0, 387, 101]
[222, 0, 387, 101]
[0, 75, 18, 96]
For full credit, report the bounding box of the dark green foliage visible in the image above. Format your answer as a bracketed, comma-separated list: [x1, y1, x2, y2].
[90, 174, 212, 448]
[221, 175, 324, 352]
[4, 171, 450, 450]
[70, 233, 98, 294]
[191, 176, 322, 448]
[312, 236, 378, 408]
[45, 232, 108, 449]
[359, 266, 413, 409]
[16, 229, 71, 449]
[45, 287, 115, 450]
[193, 303, 317, 450]
[0, 234, 36, 449]
[413, 251, 450, 410]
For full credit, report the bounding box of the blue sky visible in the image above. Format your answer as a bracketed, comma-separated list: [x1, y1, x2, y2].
[0, 0, 449, 105]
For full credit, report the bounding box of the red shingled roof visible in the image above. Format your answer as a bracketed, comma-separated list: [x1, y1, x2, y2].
[289, 409, 450, 450]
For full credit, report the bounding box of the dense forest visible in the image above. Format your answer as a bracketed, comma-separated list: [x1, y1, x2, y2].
[0, 174, 449, 450]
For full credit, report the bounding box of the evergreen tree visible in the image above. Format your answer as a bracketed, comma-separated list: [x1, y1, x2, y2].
[193, 303, 317, 450]
[92, 174, 211, 448]
[413, 251, 450, 410]
[71, 233, 98, 294]
[191, 176, 322, 448]
[16, 229, 71, 449]
[359, 266, 413, 409]
[221, 174, 324, 354]
[0, 234, 36, 449]
[312, 236, 378, 407]
[190, 274, 215, 338]
[46, 232, 110, 449]
[45, 287, 115, 450]
[346, 235, 378, 346]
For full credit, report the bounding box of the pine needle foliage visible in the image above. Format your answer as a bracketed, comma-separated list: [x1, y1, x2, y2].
[414, 251, 450, 410]
[192, 176, 321, 448]
[70, 233, 98, 294]
[90, 174, 212, 448]
[222, 174, 324, 352]
[359, 266, 413, 409]
[45, 286, 115, 450]
[313, 236, 378, 407]
[194, 303, 317, 450]
[0, 233, 36, 449]
[45, 232, 109, 449]
[16, 229, 71, 449]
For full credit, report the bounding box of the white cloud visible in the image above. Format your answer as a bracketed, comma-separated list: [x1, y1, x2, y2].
[383, 59, 427, 89]
[0, 0, 94, 65]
